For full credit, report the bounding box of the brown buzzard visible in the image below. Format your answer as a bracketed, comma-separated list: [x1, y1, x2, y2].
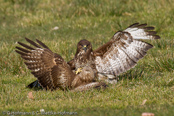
[68, 23, 160, 83]
[16, 38, 106, 91]
[16, 23, 160, 91]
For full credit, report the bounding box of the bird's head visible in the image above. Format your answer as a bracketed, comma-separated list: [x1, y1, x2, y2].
[76, 39, 92, 55]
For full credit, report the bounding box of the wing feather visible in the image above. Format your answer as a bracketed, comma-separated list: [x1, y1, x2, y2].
[25, 37, 41, 48]
[94, 23, 160, 76]
[18, 42, 35, 50]
[16, 38, 75, 90]
[36, 39, 51, 50]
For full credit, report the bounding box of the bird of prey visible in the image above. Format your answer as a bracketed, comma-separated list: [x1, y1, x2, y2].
[16, 38, 106, 91]
[16, 23, 160, 91]
[68, 23, 160, 83]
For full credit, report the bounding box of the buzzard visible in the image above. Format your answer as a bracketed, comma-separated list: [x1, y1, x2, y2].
[16, 23, 160, 91]
[16, 38, 106, 91]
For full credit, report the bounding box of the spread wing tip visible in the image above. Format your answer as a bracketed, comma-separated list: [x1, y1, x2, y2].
[153, 35, 160, 39]
[25, 38, 41, 48]
[128, 23, 140, 27]
[125, 23, 160, 40]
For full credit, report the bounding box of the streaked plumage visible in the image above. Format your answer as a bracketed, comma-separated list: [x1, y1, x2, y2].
[68, 23, 160, 83]
[16, 38, 105, 91]
[16, 23, 160, 91]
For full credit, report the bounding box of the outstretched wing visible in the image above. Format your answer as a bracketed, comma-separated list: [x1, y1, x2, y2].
[94, 23, 160, 76]
[16, 38, 75, 90]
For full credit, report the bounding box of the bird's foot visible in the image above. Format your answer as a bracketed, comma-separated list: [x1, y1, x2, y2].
[75, 68, 83, 74]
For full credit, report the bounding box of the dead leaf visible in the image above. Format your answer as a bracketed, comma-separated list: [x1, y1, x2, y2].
[141, 99, 147, 105]
[142, 113, 154, 116]
[28, 92, 34, 100]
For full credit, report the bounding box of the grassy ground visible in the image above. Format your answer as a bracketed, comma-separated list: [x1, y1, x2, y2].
[0, 0, 174, 115]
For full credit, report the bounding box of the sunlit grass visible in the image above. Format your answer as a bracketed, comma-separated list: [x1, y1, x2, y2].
[0, 0, 174, 115]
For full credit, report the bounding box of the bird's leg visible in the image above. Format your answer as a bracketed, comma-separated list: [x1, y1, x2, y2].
[71, 82, 107, 92]
[97, 73, 118, 84]
[75, 67, 83, 74]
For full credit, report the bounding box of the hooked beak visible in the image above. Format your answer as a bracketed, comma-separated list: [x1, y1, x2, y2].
[83, 45, 87, 52]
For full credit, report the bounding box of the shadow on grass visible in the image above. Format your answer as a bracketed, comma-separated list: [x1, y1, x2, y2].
[118, 68, 145, 81]
[26, 80, 43, 91]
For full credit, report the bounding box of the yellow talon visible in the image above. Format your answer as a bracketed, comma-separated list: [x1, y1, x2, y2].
[75, 68, 82, 74]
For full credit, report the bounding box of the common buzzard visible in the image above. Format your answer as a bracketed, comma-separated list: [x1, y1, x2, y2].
[16, 23, 160, 91]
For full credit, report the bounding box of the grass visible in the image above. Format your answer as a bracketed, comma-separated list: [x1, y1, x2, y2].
[0, 0, 174, 115]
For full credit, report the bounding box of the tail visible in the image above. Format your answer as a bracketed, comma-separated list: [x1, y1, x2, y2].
[27, 80, 42, 89]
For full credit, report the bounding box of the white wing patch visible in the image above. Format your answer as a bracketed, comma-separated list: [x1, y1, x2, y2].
[124, 25, 158, 40]
[95, 29, 154, 76]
